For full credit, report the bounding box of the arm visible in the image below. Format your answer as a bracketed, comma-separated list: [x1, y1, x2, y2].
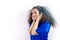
[28, 14, 42, 35]
[31, 14, 42, 35]
[31, 20, 40, 35]
[28, 21, 35, 34]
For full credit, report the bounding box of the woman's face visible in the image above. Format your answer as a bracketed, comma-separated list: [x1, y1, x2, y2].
[31, 8, 40, 20]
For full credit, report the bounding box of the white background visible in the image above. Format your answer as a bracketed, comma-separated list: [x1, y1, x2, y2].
[0, 0, 60, 40]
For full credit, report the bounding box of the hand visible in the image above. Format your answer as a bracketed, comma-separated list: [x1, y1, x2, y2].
[32, 17, 36, 22]
[31, 30, 38, 35]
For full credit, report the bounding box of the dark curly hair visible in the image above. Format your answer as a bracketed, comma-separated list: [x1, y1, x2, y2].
[28, 6, 56, 27]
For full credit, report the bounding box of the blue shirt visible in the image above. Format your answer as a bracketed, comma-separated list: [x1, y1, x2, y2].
[29, 20, 51, 40]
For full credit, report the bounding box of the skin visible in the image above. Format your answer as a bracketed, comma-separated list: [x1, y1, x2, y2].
[31, 8, 39, 21]
[28, 8, 42, 35]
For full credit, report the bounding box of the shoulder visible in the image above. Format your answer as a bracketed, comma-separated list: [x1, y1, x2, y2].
[42, 20, 50, 25]
[39, 20, 51, 27]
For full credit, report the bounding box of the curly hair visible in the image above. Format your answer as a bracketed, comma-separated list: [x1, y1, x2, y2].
[28, 6, 56, 27]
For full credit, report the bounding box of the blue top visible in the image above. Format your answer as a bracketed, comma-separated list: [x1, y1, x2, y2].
[29, 20, 51, 40]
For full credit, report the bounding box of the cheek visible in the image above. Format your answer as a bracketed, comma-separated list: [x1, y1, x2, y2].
[36, 13, 39, 17]
[32, 15, 36, 19]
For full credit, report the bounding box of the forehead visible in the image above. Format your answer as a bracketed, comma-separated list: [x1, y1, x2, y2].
[32, 8, 39, 12]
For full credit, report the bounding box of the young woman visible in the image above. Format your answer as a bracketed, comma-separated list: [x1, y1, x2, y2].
[28, 6, 56, 40]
